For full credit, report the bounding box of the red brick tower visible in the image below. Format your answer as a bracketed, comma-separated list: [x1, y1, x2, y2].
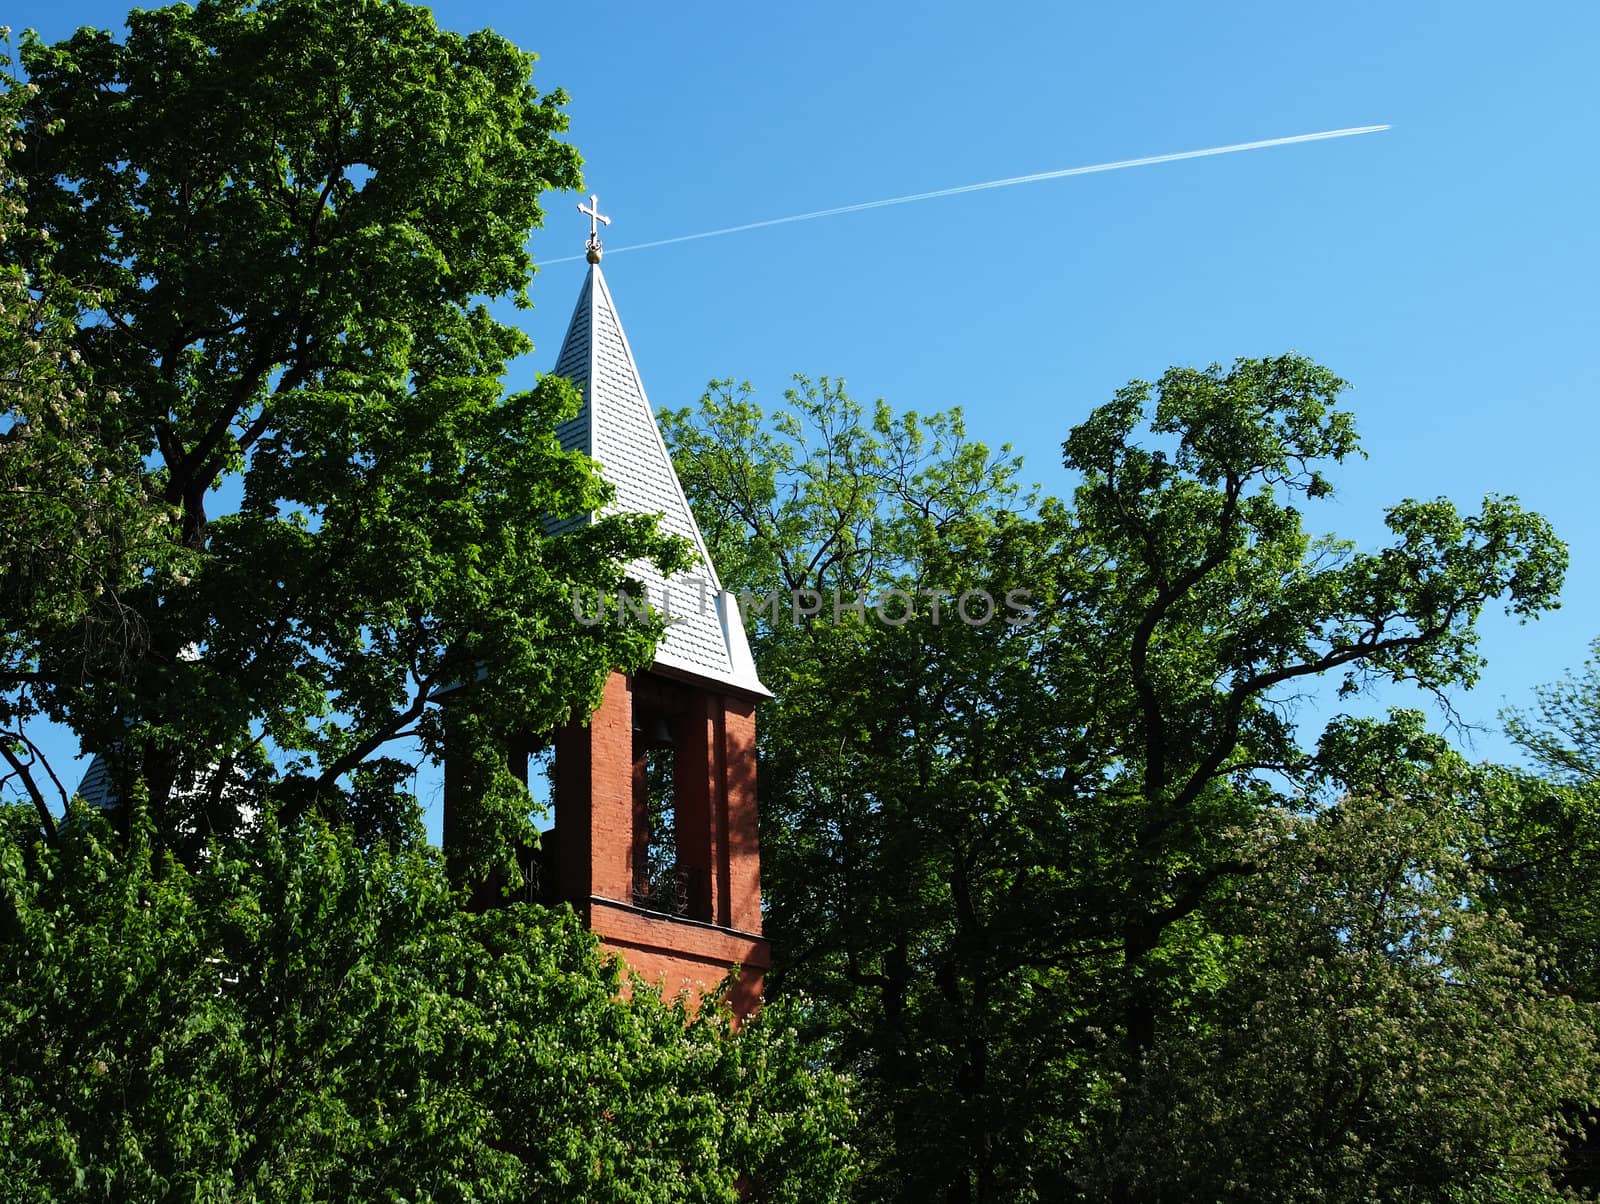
[454, 203, 771, 1014]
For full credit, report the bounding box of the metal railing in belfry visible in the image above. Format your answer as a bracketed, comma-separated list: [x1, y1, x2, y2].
[633, 862, 699, 918]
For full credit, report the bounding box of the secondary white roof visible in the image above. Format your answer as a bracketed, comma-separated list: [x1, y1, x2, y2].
[548, 263, 769, 699]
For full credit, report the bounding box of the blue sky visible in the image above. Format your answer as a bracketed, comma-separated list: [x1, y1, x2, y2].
[11, 1, 1600, 822]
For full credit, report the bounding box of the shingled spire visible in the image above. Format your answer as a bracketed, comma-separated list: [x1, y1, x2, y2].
[547, 253, 768, 699]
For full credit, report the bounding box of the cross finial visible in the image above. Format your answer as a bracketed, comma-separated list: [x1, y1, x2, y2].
[578, 193, 611, 264]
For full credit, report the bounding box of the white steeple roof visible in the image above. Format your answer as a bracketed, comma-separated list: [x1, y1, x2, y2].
[548, 262, 770, 699]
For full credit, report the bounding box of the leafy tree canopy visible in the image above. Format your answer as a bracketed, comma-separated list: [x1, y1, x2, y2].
[1472, 643, 1600, 1006]
[1, 1, 686, 870]
[0, 806, 858, 1202]
[662, 363, 1579, 1202]
[1504, 637, 1600, 789]
[1089, 711, 1597, 1204]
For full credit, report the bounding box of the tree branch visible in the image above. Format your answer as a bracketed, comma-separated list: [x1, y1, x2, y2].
[0, 736, 59, 844]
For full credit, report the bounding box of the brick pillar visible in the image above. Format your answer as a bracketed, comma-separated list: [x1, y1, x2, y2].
[553, 671, 635, 906]
[722, 695, 762, 935]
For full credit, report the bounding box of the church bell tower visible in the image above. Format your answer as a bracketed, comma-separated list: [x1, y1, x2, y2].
[450, 198, 771, 1016]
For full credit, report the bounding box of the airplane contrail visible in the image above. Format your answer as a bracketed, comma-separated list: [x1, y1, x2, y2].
[540, 124, 1390, 265]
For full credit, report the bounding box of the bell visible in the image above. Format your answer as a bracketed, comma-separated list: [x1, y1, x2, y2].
[632, 715, 674, 749]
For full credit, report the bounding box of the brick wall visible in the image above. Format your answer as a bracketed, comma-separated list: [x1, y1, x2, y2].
[589, 896, 769, 1019]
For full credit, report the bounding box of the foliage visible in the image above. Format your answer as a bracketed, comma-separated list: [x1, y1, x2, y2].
[662, 363, 1578, 1202]
[0, 806, 858, 1202]
[1472, 764, 1600, 1006]
[0, 28, 156, 846]
[1478, 641, 1600, 1012]
[1081, 711, 1597, 1203]
[1481, 650, 1600, 1194]
[1504, 637, 1600, 788]
[0, 0, 685, 871]
[665, 378, 1060, 1195]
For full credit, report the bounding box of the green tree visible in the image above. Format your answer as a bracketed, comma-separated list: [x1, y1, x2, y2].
[1478, 647, 1600, 1195]
[1473, 764, 1600, 1005]
[664, 379, 1064, 1198]
[0, 805, 858, 1202]
[1084, 712, 1596, 1204]
[1504, 637, 1600, 788]
[662, 360, 1574, 1201]
[1482, 641, 1600, 1005]
[0, 28, 166, 846]
[2, 0, 683, 869]
[1487, 639, 1600, 1004]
